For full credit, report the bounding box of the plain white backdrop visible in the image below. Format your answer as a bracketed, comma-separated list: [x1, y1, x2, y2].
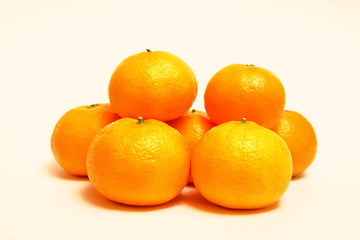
[1, 0, 360, 239]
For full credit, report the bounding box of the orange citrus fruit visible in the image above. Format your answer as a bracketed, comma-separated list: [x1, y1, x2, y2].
[166, 109, 216, 184]
[192, 119, 292, 209]
[51, 103, 120, 176]
[108, 49, 198, 121]
[272, 110, 317, 177]
[204, 64, 286, 128]
[87, 117, 190, 206]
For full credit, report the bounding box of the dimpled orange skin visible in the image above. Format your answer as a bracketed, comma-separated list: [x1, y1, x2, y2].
[166, 110, 216, 184]
[108, 50, 198, 121]
[272, 110, 317, 177]
[51, 104, 120, 176]
[87, 118, 190, 206]
[204, 64, 286, 128]
[192, 120, 292, 209]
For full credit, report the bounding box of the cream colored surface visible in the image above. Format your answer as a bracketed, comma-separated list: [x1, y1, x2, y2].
[1, 0, 360, 239]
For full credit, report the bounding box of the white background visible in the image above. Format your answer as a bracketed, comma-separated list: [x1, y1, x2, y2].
[1, 0, 360, 239]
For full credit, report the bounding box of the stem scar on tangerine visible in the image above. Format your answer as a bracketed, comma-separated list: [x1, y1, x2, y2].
[138, 117, 144, 124]
[88, 104, 98, 108]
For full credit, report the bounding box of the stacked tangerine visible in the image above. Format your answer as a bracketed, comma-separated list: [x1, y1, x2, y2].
[51, 49, 317, 209]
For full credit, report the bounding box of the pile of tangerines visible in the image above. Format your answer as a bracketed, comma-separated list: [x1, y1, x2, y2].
[51, 49, 317, 209]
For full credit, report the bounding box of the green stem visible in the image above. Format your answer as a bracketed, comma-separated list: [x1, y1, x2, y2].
[146, 49, 151, 52]
[88, 104, 97, 108]
[242, 118, 247, 124]
[138, 117, 144, 124]
[246, 64, 255, 67]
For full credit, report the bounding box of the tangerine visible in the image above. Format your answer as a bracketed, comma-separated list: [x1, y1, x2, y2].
[166, 109, 216, 184]
[87, 117, 190, 206]
[192, 119, 292, 209]
[204, 64, 285, 128]
[272, 110, 317, 177]
[51, 104, 120, 176]
[108, 49, 197, 121]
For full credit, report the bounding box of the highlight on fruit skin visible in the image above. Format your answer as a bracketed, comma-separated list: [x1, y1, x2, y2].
[108, 49, 198, 122]
[204, 63, 286, 129]
[86, 117, 190, 206]
[166, 109, 216, 184]
[191, 119, 292, 209]
[50, 103, 120, 176]
[272, 110, 318, 177]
